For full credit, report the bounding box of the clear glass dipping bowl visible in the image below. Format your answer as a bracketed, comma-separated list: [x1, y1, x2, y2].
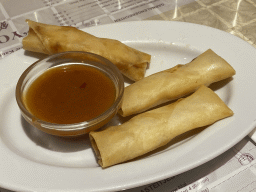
[16, 51, 124, 136]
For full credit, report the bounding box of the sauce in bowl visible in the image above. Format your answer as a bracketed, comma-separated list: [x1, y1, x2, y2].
[23, 64, 116, 124]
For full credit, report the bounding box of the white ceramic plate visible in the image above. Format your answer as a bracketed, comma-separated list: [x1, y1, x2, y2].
[1, 21, 256, 192]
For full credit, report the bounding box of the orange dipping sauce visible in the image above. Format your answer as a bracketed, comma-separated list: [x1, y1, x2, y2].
[23, 64, 116, 124]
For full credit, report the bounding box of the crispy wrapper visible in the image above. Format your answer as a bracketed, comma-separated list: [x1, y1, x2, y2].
[89, 86, 233, 168]
[22, 19, 151, 81]
[119, 49, 236, 116]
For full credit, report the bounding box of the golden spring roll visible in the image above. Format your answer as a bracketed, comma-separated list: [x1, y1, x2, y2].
[90, 86, 233, 168]
[119, 49, 236, 117]
[22, 19, 151, 81]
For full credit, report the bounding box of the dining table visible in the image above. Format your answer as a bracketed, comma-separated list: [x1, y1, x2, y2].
[1, 0, 256, 191]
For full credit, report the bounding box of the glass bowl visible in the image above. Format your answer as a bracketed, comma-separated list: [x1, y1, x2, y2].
[16, 51, 124, 136]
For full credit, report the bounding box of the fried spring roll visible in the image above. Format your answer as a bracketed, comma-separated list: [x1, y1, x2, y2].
[90, 86, 233, 168]
[22, 20, 151, 81]
[119, 49, 235, 117]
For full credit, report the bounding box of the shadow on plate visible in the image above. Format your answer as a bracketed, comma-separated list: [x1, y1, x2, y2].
[23, 50, 47, 60]
[209, 77, 234, 91]
[21, 115, 92, 153]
